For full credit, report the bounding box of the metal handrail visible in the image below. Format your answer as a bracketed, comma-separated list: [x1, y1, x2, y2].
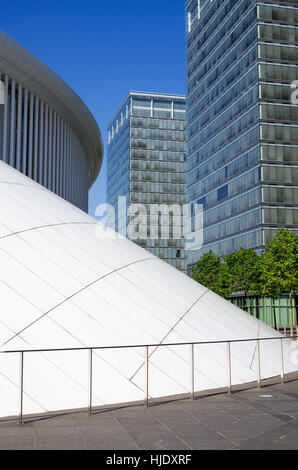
[0, 335, 297, 425]
[1, 335, 297, 354]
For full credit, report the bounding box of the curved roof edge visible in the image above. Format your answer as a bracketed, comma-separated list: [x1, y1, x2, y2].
[0, 30, 103, 188]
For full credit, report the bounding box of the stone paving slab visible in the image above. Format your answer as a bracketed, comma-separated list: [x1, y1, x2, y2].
[0, 377, 298, 450]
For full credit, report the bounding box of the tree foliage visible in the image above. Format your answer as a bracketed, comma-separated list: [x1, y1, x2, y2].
[259, 228, 298, 298]
[224, 248, 261, 311]
[190, 250, 231, 299]
[224, 248, 260, 295]
[190, 228, 298, 324]
[259, 228, 298, 330]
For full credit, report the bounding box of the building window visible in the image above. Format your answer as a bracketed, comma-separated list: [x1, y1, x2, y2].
[218, 185, 228, 201]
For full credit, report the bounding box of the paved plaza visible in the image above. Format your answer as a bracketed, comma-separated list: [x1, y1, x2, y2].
[0, 375, 298, 450]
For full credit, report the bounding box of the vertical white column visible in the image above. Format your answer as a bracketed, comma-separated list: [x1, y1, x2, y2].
[77, 144, 80, 207]
[66, 125, 70, 201]
[28, 92, 34, 178]
[33, 95, 39, 181]
[60, 119, 63, 197]
[59, 117, 64, 197]
[78, 145, 82, 208]
[9, 78, 16, 167]
[71, 130, 74, 204]
[39, 101, 44, 185]
[74, 135, 77, 204]
[43, 103, 49, 188]
[2, 74, 9, 162]
[22, 88, 29, 175]
[48, 108, 53, 190]
[63, 121, 67, 199]
[53, 112, 58, 192]
[52, 112, 57, 193]
[16, 83, 22, 171]
[74, 137, 76, 206]
[79, 144, 82, 208]
[58, 116, 61, 195]
[68, 129, 72, 203]
[56, 114, 61, 195]
[69, 130, 73, 203]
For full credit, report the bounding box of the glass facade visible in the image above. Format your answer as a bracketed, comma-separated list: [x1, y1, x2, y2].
[107, 92, 187, 272]
[231, 294, 298, 330]
[185, 0, 298, 268]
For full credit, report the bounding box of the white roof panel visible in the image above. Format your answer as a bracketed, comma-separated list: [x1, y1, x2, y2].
[0, 161, 297, 419]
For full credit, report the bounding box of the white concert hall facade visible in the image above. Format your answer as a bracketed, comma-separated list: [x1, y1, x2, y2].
[0, 30, 103, 211]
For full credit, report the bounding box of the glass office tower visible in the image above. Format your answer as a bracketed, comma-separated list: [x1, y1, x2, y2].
[107, 91, 187, 272]
[185, 0, 298, 268]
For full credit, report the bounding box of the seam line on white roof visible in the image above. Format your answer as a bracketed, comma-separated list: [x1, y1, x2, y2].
[0, 181, 47, 190]
[1, 257, 157, 349]
[249, 322, 261, 370]
[0, 369, 48, 414]
[129, 288, 210, 382]
[0, 222, 97, 240]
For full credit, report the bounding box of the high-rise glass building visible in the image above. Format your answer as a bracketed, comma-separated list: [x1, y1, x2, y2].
[107, 91, 187, 272]
[185, 0, 298, 268]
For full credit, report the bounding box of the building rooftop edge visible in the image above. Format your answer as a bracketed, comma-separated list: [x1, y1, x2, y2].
[0, 30, 103, 189]
[107, 91, 186, 128]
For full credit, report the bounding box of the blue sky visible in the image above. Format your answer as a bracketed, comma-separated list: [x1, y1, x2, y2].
[1, 0, 187, 216]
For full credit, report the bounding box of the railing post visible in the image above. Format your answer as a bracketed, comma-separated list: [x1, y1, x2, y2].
[88, 348, 93, 416]
[144, 346, 149, 408]
[19, 351, 24, 425]
[256, 339, 261, 390]
[190, 343, 194, 400]
[280, 338, 284, 385]
[227, 342, 232, 394]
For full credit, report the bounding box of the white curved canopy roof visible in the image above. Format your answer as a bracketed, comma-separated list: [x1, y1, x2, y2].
[0, 161, 296, 418]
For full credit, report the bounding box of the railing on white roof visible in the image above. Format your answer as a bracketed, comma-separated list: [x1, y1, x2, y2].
[0, 335, 297, 425]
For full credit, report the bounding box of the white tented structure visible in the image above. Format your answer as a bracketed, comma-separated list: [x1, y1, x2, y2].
[0, 161, 296, 419]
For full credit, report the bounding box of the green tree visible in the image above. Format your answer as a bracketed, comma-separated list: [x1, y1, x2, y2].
[258, 250, 281, 330]
[224, 248, 261, 312]
[248, 254, 264, 320]
[260, 228, 298, 335]
[190, 250, 231, 298]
